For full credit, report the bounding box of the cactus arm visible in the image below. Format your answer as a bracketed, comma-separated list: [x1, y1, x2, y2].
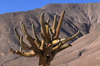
[46, 51, 57, 64]
[39, 33, 46, 51]
[52, 15, 57, 35]
[40, 13, 47, 41]
[52, 30, 79, 52]
[20, 22, 35, 41]
[14, 27, 32, 50]
[20, 36, 32, 51]
[39, 33, 47, 44]
[9, 48, 16, 53]
[45, 18, 51, 43]
[54, 10, 65, 39]
[58, 44, 72, 52]
[45, 18, 50, 35]
[32, 24, 41, 47]
[58, 30, 79, 47]
[49, 28, 54, 40]
[19, 47, 22, 52]
[9, 48, 36, 57]
[26, 35, 41, 55]
[52, 44, 60, 52]
[14, 28, 20, 41]
[40, 40, 45, 50]
[52, 39, 60, 45]
[59, 30, 80, 47]
[20, 22, 40, 55]
[52, 38, 67, 47]
[20, 22, 29, 36]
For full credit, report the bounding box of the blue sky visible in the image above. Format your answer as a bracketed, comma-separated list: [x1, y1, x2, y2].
[0, 0, 100, 14]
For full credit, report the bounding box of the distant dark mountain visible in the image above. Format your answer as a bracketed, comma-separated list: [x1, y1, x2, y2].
[0, 3, 100, 66]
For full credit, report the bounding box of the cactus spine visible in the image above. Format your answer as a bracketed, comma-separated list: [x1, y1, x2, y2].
[9, 10, 80, 66]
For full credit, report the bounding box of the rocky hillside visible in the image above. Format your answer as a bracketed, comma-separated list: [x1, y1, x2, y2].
[0, 3, 100, 66]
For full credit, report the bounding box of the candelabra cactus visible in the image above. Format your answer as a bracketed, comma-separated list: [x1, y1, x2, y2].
[9, 10, 80, 66]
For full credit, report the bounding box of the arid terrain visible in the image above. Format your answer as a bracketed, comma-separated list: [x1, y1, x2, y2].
[0, 3, 100, 66]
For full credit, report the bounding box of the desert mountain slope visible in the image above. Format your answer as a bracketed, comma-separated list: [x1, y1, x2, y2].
[51, 28, 100, 66]
[0, 3, 100, 66]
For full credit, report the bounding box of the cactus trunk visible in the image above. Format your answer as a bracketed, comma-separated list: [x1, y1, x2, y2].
[39, 56, 49, 66]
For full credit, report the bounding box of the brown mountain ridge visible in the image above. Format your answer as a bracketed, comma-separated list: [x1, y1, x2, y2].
[0, 3, 100, 66]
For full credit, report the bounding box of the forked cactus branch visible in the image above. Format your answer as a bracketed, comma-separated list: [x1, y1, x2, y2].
[32, 24, 41, 47]
[53, 10, 65, 39]
[9, 10, 80, 66]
